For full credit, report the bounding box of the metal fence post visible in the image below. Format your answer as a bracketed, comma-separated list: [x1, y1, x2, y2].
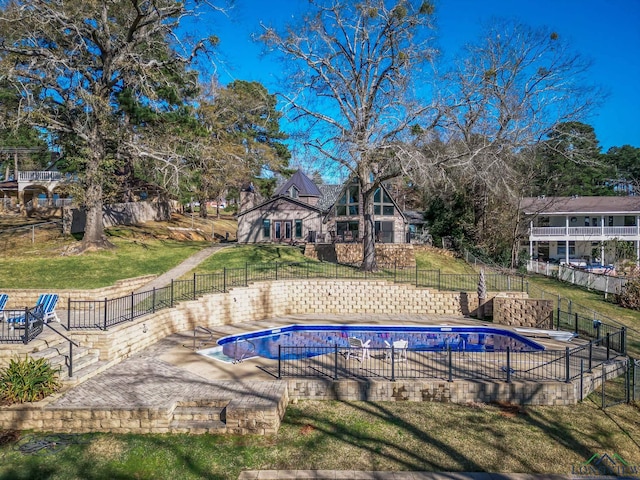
[130, 291, 134, 321]
[245, 262, 248, 286]
[588, 341, 593, 372]
[69, 341, 74, 378]
[278, 345, 281, 380]
[67, 297, 71, 330]
[170, 279, 174, 308]
[275, 262, 279, 281]
[622, 327, 627, 355]
[334, 344, 339, 380]
[574, 313, 579, 334]
[103, 298, 108, 330]
[565, 347, 571, 383]
[448, 346, 453, 382]
[193, 272, 197, 300]
[23, 308, 29, 344]
[391, 346, 395, 381]
[152, 288, 156, 313]
[579, 359, 584, 402]
[223, 267, 227, 292]
[506, 348, 511, 383]
[606, 333, 610, 360]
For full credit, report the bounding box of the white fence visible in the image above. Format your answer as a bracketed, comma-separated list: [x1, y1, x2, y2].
[527, 260, 627, 295]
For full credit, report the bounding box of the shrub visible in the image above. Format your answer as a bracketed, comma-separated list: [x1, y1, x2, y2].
[614, 276, 640, 310]
[0, 357, 61, 404]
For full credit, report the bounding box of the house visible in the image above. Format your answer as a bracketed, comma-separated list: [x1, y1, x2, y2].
[520, 196, 640, 266]
[236, 170, 410, 244]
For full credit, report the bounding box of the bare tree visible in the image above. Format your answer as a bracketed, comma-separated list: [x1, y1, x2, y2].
[404, 20, 604, 266]
[0, 0, 222, 251]
[261, 0, 437, 271]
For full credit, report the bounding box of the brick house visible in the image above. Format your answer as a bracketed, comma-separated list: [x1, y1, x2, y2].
[236, 170, 410, 244]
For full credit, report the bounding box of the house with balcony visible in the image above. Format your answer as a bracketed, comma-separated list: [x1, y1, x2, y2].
[237, 169, 410, 244]
[520, 196, 640, 266]
[0, 169, 72, 212]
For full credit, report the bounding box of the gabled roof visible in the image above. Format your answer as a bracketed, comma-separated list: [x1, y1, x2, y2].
[236, 194, 323, 217]
[274, 169, 322, 197]
[520, 196, 640, 215]
[317, 184, 343, 211]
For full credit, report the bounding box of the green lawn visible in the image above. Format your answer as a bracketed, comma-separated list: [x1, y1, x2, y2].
[0, 399, 638, 479]
[0, 236, 206, 290]
[193, 245, 309, 272]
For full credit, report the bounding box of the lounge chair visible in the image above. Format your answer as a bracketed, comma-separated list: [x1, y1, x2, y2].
[6, 293, 59, 327]
[0, 294, 7, 321]
[385, 339, 408, 362]
[346, 337, 371, 362]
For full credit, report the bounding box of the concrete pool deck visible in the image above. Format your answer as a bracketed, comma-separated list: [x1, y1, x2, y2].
[155, 313, 577, 382]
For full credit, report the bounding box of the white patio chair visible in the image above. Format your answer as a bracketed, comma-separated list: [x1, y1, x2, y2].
[384, 339, 408, 362]
[346, 337, 371, 362]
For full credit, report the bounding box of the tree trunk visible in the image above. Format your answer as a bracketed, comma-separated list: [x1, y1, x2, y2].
[80, 139, 113, 251]
[361, 183, 377, 272]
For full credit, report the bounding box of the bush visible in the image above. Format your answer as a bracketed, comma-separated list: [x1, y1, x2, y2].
[0, 357, 61, 404]
[614, 276, 640, 310]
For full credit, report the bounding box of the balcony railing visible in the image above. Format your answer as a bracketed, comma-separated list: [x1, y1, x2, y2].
[530, 226, 639, 238]
[18, 171, 63, 182]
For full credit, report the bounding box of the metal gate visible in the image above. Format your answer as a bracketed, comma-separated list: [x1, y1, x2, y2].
[599, 357, 634, 409]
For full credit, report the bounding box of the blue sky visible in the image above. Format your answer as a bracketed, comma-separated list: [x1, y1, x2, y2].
[200, 0, 640, 153]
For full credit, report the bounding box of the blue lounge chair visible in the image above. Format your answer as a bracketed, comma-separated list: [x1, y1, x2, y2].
[6, 293, 59, 327]
[0, 294, 8, 321]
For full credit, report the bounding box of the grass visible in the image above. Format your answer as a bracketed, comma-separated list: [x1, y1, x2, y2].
[414, 248, 476, 274]
[0, 398, 638, 478]
[193, 244, 309, 272]
[525, 275, 640, 357]
[0, 217, 213, 289]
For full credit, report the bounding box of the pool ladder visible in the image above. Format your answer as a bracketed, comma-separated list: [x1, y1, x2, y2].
[191, 326, 215, 350]
[232, 338, 256, 364]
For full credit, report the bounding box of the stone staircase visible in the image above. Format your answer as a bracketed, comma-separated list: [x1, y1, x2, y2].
[168, 400, 228, 434]
[15, 330, 111, 386]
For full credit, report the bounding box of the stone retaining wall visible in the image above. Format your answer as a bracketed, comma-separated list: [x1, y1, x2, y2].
[286, 359, 627, 405]
[493, 297, 554, 329]
[305, 244, 416, 267]
[2, 275, 156, 308]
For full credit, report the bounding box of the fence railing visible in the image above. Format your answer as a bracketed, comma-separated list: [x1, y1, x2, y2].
[0, 308, 45, 344]
[63, 264, 527, 331]
[271, 334, 624, 382]
[527, 260, 626, 295]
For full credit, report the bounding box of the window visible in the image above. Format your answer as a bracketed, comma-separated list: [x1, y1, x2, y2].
[290, 186, 299, 199]
[295, 219, 302, 238]
[557, 241, 575, 256]
[336, 221, 359, 241]
[609, 216, 614, 226]
[336, 185, 359, 216]
[262, 219, 270, 238]
[624, 216, 636, 226]
[373, 188, 395, 216]
[375, 221, 394, 243]
[584, 217, 590, 227]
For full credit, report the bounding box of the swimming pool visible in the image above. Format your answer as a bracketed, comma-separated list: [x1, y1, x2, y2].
[202, 324, 544, 362]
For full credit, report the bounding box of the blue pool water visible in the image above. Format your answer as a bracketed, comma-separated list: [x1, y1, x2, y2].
[209, 324, 544, 362]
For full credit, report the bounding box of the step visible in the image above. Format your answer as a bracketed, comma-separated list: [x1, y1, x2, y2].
[31, 344, 92, 365]
[62, 359, 114, 386]
[168, 420, 227, 434]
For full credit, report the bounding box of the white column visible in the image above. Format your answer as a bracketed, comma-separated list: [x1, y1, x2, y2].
[637, 240, 640, 266]
[565, 240, 569, 265]
[601, 215, 605, 236]
[601, 244, 605, 264]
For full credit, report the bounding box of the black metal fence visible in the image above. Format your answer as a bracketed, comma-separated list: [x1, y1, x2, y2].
[63, 263, 527, 331]
[0, 308, 45, 344]
[270, 334, 625, 383]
